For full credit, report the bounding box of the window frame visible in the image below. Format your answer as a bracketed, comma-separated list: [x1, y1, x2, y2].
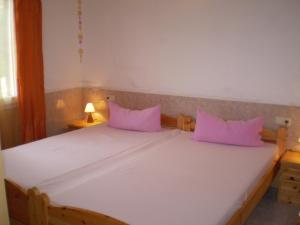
[0, 0, 17, 104]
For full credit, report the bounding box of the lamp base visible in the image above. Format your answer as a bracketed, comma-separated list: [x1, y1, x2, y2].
[87, 112, 94, 123]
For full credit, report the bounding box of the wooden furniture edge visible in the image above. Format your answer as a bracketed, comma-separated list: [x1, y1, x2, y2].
[28, 187, 129, 225]
[5, 179, 29, 225]
[226, 161, 278, 225]
[161, 114, 177, 128]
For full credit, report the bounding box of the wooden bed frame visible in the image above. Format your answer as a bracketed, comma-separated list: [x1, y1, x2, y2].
[27, 187, 128, 225]
[169, 114, 287, 225]
[5, 114, 287, 225]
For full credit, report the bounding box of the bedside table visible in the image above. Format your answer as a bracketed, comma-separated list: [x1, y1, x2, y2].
[68, 119, 105, 130]
[278, 151, 300, 206]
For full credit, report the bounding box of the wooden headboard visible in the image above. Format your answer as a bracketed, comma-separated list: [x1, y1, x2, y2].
[161, 114, 287, 156]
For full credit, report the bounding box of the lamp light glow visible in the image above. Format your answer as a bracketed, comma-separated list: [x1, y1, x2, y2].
[293, 137, 300, 152]
[85, 103, 95, 113]
[85, 103, 95, 123]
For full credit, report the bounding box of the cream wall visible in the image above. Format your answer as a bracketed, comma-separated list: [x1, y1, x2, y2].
[42, 1, 84, 136]
[82, 0, 300, 106]
[37, 0, 300, 145]
[42, 0, 82, 93]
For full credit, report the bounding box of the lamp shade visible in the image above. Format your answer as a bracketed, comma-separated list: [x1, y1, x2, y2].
[85, 103, 95, 113]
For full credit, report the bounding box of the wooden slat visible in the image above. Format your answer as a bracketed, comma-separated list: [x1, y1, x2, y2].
[260, 129, 277, 142]
[226, 209, 242, 225]
[48, 205, 128, 225]
[5, 179, 29, 225]
[177, 115, 194, 131]
[276, 127, 287, 157]
[28, 188, 129, 225]
[10, 218, 26, 225]
[28, 188, 37, 225]
[161, 114, 177, 128]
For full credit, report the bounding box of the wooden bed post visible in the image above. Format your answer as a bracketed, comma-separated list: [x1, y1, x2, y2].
[28, 187, 48, 225]
[277, 127, 287, 157]
[28, 188, 36, 225]
[177, 115, 194, 131]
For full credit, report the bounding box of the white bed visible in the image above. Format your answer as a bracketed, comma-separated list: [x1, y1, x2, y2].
[3, 124, 179, 189]
[37, 131, 278, 225]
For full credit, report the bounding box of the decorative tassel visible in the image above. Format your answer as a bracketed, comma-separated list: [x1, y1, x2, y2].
[77, 0, 83, 63]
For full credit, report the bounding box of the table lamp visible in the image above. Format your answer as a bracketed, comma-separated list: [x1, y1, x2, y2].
[85, 103, 95, 123]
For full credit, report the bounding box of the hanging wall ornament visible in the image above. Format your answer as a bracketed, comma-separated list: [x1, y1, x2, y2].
[77, 0, 83, 62]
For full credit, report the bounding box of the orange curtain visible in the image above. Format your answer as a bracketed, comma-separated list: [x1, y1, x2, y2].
[14, 0, 46, 143]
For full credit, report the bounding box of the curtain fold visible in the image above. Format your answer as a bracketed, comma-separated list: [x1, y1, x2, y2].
[14, 0, 46, 143]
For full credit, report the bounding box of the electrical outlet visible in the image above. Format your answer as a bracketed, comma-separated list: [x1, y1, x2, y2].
[106, 95, 115, 101]
[275, 117, 292, 127]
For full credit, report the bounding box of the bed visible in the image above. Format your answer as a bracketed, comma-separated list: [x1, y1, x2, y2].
[4, 115, 287, 225]
[3, 117, 180, 225]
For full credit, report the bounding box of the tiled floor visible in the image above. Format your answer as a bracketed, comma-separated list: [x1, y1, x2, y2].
[246, 188, 299, 225]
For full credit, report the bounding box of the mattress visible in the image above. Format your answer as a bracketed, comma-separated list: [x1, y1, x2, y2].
[3, 124, 179, 189]
[42, 131, 278, 225]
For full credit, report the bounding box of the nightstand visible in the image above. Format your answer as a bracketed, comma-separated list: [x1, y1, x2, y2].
[68, 119, 105, 130]
[278, 151, 300, 206]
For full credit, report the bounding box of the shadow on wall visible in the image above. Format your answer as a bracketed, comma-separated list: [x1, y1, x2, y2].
[0, 105, 21, 149]
[46, 88, 84, 137]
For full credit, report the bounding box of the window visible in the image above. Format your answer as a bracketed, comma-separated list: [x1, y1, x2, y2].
[0, 0, 17, 100]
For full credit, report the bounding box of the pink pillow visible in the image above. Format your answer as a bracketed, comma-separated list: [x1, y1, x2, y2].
[193, 109, 264, 147]
[108, 102, 161, 132]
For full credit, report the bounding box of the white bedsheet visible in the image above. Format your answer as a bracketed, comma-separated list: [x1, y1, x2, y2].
[45, 131, 278, 225]
[3, 124, 179, 189]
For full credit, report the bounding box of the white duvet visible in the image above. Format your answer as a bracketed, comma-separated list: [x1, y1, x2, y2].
[3, 124, 179, 189]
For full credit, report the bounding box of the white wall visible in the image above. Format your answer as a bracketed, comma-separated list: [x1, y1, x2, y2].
[82, 0, 300, 106]
[42, 0, 82, 92]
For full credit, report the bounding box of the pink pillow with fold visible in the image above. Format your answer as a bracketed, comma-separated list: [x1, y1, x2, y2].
[108, 102, 161, 132]
[193, 110, 264, 147]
